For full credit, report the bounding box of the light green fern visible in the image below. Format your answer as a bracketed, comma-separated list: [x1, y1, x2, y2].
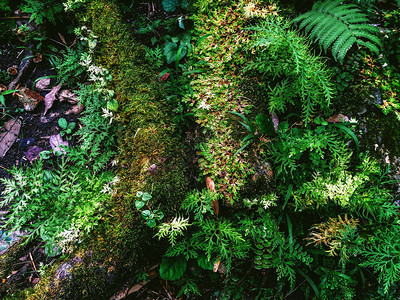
[293, 0, 382, 62]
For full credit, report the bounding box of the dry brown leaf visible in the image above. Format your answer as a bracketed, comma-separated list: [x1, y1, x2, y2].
[49, 134, 68, 155]
[0, 118, 21, 157]
[16, 87, 44, 111]
[206, 176, 219, 216]
[43, 83, 61, 115]
[59, 89, 78, 104]
[65, 103, 85, 115]
[35, 78, 51, 91]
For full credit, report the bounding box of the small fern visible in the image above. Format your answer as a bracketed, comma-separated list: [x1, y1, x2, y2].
[22, 0, 64, 25]
[293, 0, 382, 62]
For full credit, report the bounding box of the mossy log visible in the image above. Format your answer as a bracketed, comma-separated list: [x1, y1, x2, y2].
[2, 0, 188, 298]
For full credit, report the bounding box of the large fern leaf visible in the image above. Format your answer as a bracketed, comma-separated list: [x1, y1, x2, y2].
[293, 0, 381, 62]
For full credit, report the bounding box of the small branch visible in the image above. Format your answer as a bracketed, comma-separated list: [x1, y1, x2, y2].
[29, 252, 37, 272]
[0, 16, 30, 20]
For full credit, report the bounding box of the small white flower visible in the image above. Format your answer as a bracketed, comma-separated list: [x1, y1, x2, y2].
[102, 108, 114, 124]
[198, 100, 211, 110]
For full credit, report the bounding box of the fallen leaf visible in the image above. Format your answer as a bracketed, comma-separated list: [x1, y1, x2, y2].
[206, 176, 215, 192]
[43, 83, 61, 115]
[65, 104, 85, 115]
[326, 113, 349, 123]
[49, 134, 68, 155]
[35, 78, 51, 91]
[58, 89, 78, 104]
[16, 87, 44, 111]
[58, 32, 67, 45]
[271, 112, 279, 132]
[24, 146, 43, 162]
[31, 277, 39, 284]
[0, 118, 21, 157]
[206, 177, 219, 216]
[32, 54, 42, 63]
[159, 72, 170, 81]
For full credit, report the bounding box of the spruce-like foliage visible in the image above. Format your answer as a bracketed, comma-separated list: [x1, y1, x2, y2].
[293, 0, 382, 62]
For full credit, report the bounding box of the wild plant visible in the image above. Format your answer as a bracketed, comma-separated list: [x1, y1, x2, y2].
[21, 0, 64, 25]
[55, 44, 87, 87]
[293, 0, 382, 63]
[0, 158, 113, 256]
[247, 14, 335, 123]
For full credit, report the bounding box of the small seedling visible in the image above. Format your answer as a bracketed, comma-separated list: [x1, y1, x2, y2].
[58, 118, 76, 138]
[135, 191, 164, 228]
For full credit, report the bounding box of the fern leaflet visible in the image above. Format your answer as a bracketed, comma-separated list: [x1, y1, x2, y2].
[293, 0, 382, 62]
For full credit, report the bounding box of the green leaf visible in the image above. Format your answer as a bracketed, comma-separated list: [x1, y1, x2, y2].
[277, 121, 289, 134]
[136, 191, 143, 197]
[0, 95, 5, 106]
[141, 210, 151, 219]
[332, 123, 359, 153]
[1, 89, 19, 95]
[135, 200, 145, 210]
[58, 118, 68, 130]
[107, 99, 119, 112]
[160, 256, 186, 280]
[197, 254, 213, 270]
[154, 210, 164, 220]
[68, 122, 76, 130]
[136, 27, 152, 34]
[40, 150, 51, 160]
[164, 42, 187, 64]
[142, 192, 152, 201]
[162, 0, 179, 12]
[147, 219, 156, 227]
[255, 114, 275, 135]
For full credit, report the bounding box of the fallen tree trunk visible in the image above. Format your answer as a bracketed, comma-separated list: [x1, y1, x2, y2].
[10, 0, 189, 298]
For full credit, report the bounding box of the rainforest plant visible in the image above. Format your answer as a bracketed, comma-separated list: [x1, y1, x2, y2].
[247, 14, 335, 123]
[0, 158, 113, 256]
[21, 0, 64, 25]
[293, 0, 382, 63]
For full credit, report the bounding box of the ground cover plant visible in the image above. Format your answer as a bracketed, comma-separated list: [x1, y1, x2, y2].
[0, 0, 399, 299]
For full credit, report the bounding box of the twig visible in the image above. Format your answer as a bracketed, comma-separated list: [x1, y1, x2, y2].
[284, 280, 306, 299]
[0, 16, 30, 20]
[29, 252, 37, 272]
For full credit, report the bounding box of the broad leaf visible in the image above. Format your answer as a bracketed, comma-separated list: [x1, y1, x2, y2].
[160, 256, 186, 280]
[142, 192, 152, 201]
[135, 200, 145, 210]
[162, 0, 179, 12]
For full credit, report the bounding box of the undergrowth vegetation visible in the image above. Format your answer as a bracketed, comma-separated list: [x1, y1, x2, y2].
[0, 0, 400, 299]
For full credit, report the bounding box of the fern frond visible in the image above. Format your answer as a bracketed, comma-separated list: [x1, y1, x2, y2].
[293, 0, 382, 62]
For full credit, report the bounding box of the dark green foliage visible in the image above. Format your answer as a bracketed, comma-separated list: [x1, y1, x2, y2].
[56, 45, 87, 87]
[359, 224, 400, 294]
[0, 0, 10, 13]
[293, 0, 382, 62]
[162, 0, 189, 12]
[160, 256, 187, 280]
[68, 84, 117, 171]
[239, 212, 312, 288]
[269, 123, 350, 184]
[248, 15, 335, 122]
[21, 0, 64, 25]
